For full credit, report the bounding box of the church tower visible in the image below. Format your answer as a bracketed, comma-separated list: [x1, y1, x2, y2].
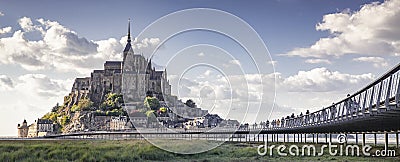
[123, 19, 133, 63]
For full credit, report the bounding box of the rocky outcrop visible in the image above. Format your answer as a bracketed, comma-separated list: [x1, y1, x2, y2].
[63, 111, 111, 133]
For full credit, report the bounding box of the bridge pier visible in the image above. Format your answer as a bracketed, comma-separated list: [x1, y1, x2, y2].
[362, 133, 366, 147]
[396, 132, 399, 148]
[385, 132, 389, 149]
[374, 133, 377, 146]
[329, 133, 332, 143]
[312, 134, 315, 143]
[325, 133, 328, 143]
[355, 133, 358, 145]
[262, 134, 264, 142]
[316, 133, 319, 144]
[283, 134, 286, 143]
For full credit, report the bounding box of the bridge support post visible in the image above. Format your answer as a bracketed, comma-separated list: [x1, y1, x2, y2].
[263, 134, 265, 142]
[316, 133, 319, 144]
[325, 134, 327, 143]
[300, 134, 303, 143]
[283, 134, 286, 143]
[305, 133, 307, 143]
[385, 132, 389, 149]
[313, 134, 315, 143]
[362, 133, 366, 147]
[329, 133, 332, 143]
[277, 134, 279, 142]
[374, 133, 377, 146]
[298, 134, 300, 143]
[355, 133, 358, 145]
[396, 132, 399, 148]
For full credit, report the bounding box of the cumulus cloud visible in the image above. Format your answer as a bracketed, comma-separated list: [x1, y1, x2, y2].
[267, 60, 277, 66]
[0, 17, 160, 74]
[223, 59, 242, 68]
[0, 74, 73, 135]
[120, 36, 160, 55]
[283, 0, 400, 58]
[0, 11, 4, 16]
[282, 67, 374, 92]
[18, 17, 42, 32]
[353, 56, 389, 68]
[305, 59, 332, 64]
[16, 74, 70, 98]
[0, 75, 14, 90]
[0, 26, 12, 34]
[167, 66, 376, 122]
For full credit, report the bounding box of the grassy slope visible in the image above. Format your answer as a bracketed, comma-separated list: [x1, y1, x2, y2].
[0, 140, 399, 161]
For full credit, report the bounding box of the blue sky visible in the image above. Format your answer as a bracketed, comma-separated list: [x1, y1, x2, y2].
[1, 0, 399, 136]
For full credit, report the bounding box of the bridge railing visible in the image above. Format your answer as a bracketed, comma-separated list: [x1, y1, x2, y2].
[254, 63, 400, 130]
[295, 63, 400, 128]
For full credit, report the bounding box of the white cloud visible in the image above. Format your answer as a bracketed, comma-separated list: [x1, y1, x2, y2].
[0, 75, 14, 90]
[282, 67, 374, 92]
[0, 17, 160, 74]
[267, 60, 277, 66]
[198, 52, 205, 57]
[0, 74, 73, 136]
[229, 59, 241, 66]
[16, 74, 70, 98]
[167, 67, 375, 123]
[0, 11, 4, 16]
[121, 36, 161, 54]
[18, 17, 42, 32]
[305, 59, 332, 64]
[0, 26, 12, 34]
[353, 56, 388, 68]
[283, 0, 400, 58]
[223, 59, 242, 68]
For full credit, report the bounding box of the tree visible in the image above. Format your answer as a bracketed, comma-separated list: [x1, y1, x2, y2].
[159, 107, 167, 113]
[101, 93, 123, 111]
[51, 103, 60, 112]
[71, 98, 94, 112]
[42, 112, 58, 122]
[144, 96, 160, 110]
[60, 115, 70, 126]
[185, 99, 196, 108]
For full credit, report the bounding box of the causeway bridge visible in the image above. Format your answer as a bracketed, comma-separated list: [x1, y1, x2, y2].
[44, 63, 400, 148]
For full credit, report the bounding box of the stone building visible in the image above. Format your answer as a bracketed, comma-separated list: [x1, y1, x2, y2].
[66, 20, 172, 109]
[17, 119, 29, 138]
[27, 119, 54, 137]
[110, 116, 129, 131]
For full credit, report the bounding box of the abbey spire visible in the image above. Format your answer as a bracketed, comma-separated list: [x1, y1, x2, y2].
[123, 19, 133, 62]
[127, 18, 131, 43]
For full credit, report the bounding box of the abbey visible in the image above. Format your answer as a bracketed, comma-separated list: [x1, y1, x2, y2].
[67, 21, 171, 107]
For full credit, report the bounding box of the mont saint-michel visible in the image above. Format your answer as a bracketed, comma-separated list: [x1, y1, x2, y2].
[17, 22, 233, 138]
